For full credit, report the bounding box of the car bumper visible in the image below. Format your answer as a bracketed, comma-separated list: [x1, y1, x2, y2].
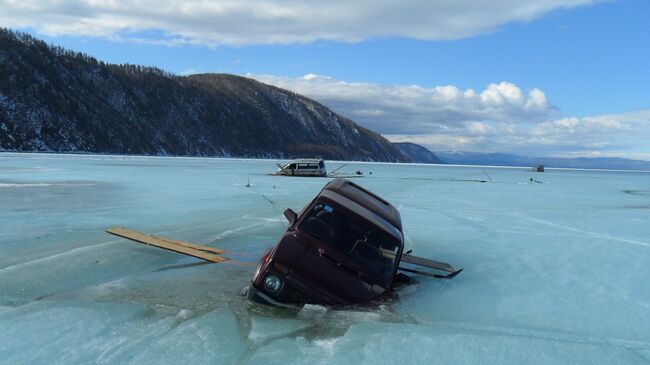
[246, 283, 301, 309]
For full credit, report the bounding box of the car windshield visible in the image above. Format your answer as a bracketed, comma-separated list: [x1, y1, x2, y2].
[299, 202, 399, 279]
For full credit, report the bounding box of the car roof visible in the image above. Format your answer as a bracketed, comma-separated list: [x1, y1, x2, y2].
[287, 159, 324, 164]
[322, 178, 402, 232]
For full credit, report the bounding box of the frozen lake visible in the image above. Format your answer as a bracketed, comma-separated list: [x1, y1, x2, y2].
[1, 153, 649, 364]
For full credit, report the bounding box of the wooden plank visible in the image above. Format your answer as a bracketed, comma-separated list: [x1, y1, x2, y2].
[151, 235, 224, 254]
[106, 227, 229, 263]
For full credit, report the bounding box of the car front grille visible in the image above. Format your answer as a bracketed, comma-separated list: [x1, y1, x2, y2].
[281, 282, 316, 304]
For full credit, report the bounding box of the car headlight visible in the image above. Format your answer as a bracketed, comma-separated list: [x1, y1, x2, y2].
[263, 274, 282, 294]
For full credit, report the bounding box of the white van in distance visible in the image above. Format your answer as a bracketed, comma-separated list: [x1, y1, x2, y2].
[276, 159, 327, 177]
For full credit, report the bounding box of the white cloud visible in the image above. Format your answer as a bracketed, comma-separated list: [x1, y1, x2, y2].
[387, 110, 650, 159]
[302, 73, 329, 81]
[480, 82, 524, 105]
[249, 73, 650, 159]
[525, 88, 548, 110]
[467, 122, 491, 136]
[250, 73, 556, 135]
[0, 0, 595, 46]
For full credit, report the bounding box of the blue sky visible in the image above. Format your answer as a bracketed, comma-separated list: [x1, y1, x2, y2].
[2, 0, 649, 159]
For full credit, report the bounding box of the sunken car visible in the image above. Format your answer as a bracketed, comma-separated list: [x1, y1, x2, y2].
[246, 178, 461, 307]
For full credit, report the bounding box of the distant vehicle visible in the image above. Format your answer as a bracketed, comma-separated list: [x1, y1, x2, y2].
[532, 164, 544, 172]
[106, 178, 461, 308]
[246, 178, 461, 307]
[276, 159, 327, 177]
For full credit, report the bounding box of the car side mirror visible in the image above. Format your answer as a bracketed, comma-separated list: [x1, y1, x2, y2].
[283, 208, 298, 226]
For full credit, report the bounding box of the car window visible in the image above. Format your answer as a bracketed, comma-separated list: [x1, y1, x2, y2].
[299, 202, 399, 279]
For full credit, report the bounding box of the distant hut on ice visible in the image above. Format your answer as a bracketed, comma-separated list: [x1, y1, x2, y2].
[532, 164, 544, 172]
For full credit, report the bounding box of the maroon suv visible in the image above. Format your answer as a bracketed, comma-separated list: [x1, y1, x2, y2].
[247, 178, 405, 306]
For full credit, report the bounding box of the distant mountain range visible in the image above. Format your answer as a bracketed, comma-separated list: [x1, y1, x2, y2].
[435, 151, 650, 171]
[0, 28, 443, 163]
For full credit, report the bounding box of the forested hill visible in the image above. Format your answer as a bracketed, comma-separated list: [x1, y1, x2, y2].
[0, 29, 410, 162]
[393, 142, 444, 164]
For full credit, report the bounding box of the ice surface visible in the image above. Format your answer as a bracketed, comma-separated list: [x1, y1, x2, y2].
[248, 315, 311, 345]
[1, 153, 649, 364]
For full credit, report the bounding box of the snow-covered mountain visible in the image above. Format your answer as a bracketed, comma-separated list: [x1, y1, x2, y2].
[435, 151, 649, 171]
[0, 29, 410, 162]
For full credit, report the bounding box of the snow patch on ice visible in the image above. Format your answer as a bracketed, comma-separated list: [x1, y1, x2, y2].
[175, 308, 193, 320]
